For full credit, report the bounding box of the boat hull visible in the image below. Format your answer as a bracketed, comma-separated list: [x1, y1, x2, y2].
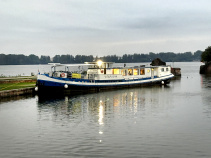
[36, 74, 174, 94]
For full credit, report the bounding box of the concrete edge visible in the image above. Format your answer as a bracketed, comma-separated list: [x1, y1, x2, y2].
[0, 87, 35, 98]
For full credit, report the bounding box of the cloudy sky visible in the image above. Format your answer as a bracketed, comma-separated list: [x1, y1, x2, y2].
[0, 0, 211, 57]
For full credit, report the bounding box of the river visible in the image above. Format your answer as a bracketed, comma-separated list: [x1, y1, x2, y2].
[0, 62, 211, 158]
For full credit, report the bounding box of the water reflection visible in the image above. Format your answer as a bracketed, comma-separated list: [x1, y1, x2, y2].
[200, 74, 211, 118]
[0, 94, 35, 103]
[2, 62, 211, 158]
[98, 100, 104, 125]
[37, 86, 173, 125]
[201, 74, 211, 88]
[35, 86, 177, 154]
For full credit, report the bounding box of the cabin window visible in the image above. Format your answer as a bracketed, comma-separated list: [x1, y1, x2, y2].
[134, 69, 139, 75]
[161, 68, 164, 72]
[140, 69, 145, 75]
[128, 69, 133, 75]
[166, 68, 169, 71]
[121, 69, 126, 76]
[113, 69, 119, 74]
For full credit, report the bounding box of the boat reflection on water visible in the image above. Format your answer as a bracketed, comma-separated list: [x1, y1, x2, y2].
[37, 85, 173, 127]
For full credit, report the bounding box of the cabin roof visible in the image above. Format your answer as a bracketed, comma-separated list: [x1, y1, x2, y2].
[84, 62, 114, 64]
[48, 63, 94, 67]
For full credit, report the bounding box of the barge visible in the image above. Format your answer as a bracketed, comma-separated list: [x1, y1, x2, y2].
[36, 61, 174, 93]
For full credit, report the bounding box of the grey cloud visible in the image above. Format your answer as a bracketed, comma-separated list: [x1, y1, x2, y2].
[0, 0, 211, 56]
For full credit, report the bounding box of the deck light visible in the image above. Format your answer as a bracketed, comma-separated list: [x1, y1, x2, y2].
[97, 60, 103, 67]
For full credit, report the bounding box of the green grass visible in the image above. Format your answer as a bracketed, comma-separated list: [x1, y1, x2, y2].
[0, 76, 36, 80]
[0, 82, 36, 91]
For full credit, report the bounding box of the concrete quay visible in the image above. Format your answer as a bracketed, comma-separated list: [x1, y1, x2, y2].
[0, 87, 35, 98]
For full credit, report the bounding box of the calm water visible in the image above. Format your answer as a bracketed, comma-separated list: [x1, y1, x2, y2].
[0, 62, 211, 158]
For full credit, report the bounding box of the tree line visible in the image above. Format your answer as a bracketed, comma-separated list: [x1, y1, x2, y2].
[201, 46, 211, 63]
[0, 50, 203, 65]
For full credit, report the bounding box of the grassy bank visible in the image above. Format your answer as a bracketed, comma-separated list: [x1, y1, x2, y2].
[0, 82, 36, 91]
[0, 76, 36, 91]
[0, 76, 36, 80]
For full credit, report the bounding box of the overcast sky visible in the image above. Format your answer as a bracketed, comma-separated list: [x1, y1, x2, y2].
[0, 0, 211, 57]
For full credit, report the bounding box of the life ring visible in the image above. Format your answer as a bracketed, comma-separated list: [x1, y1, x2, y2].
[60, 73, 65, 77]
[101, 70, 104, 73]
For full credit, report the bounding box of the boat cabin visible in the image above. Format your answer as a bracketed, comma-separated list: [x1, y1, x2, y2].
[85, 61, 171, 81]
[47, 61, 171, 81]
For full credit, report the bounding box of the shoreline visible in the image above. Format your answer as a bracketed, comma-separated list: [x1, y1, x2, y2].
[0, 76, 36, 98]
[0, 87, 35, 98]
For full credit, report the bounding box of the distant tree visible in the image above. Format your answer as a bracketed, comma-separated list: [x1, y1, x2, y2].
[0, 54, 6, 65]
[40, 55, 51, 64]
[83, 55, 94, 62]
[28, 54, 40, 64]
[53, 55, 61, 63]
[101, 55, 119, 62]
[75, 55, 83, 63]
[201, 46, 211, 63]
[60, 55, 74, 63]
[149, 52, 157, 61]
[163, 52, 177, 62]
[193, 50, 202, 61]
[183, 52, 193, 61]
[0, 50, 206, 65]
[133, 53, 141, 62]
[121, 54, 128, 63]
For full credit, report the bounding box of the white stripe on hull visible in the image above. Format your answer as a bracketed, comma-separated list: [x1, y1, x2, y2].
[37, 74, 174, 87]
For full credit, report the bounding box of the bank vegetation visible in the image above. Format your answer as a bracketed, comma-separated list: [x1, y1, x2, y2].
[0, 51, 202, 65]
